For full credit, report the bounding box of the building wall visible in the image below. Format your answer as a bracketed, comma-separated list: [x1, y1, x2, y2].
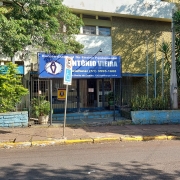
[162, 0, 178, 3]
[0, 111, 28, 127]
[63, 0, 175, 21]
[112, 17, 171, 75]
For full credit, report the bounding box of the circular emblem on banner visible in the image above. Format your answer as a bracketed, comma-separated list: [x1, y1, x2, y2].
[45, 61, 63, 75]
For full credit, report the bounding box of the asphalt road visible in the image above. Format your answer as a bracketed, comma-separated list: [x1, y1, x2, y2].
[0, 141, 180, 180]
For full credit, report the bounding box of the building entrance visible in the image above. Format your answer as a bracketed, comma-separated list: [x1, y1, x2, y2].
[97, 79, 112, 107]
[87, 79, 97, 107]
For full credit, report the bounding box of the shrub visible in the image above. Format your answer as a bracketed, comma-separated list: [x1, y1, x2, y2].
[131, 95, 169, 111]
[0, 63, 29, 112]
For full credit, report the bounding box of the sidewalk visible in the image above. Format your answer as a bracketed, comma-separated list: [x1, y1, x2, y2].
[1, 118, 180, 148]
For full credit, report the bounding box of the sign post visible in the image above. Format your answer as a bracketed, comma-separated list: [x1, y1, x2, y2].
[63, 57, 73, 137]
[49, 80, 52, 125]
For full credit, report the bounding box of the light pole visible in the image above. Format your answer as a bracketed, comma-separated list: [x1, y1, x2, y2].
[170, 9, 178, 109]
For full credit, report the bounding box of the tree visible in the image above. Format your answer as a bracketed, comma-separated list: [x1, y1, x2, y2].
[0, 0, 84, 59]
[174, 10, 180, 87]
[159, 10, 180, 87]
[0, 62, 29, 112]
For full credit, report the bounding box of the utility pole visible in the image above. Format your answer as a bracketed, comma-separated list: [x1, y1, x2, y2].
[170, 9, 178, 109]
[154, 35, 157, 98]
[146, 37, 149, 98]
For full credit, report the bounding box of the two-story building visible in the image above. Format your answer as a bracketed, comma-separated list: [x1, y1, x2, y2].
[0, 0, 176, 120]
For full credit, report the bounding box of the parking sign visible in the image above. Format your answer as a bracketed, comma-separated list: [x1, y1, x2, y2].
[64, 56, 73, 85]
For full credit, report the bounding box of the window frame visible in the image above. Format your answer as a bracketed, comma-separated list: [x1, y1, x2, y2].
[83, 25, 96, 35]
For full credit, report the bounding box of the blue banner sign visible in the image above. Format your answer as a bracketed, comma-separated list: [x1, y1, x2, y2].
[38, 53, 122, 78]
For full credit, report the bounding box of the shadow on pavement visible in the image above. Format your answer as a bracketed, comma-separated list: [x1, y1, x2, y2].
[0, 162, 179, 179]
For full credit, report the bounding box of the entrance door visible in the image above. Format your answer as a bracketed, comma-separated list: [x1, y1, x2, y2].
[87, 79, 97, 107]
[97, 79, 112, 107]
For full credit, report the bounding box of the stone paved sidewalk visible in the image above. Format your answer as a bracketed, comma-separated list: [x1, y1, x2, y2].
[1, 121, 180, 148]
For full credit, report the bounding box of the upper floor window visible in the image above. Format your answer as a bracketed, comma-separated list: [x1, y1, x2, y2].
[99, 27, 111, 36]
[98, 16, 111, 21]
[83, 14, 96, 19]
[83, 26, 96, 35]
[82, 26, 111, 36]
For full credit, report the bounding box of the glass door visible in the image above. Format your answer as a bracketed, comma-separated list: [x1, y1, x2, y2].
[87, 79, 97, 107]
[97, 79, 113, 107]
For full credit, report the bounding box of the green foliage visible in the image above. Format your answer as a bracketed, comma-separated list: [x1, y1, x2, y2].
[174, 11, 180, 87]
[107, 92, 114, 101]
[131, 95, 169, 111]
[0, 0, 84, 57]
[31, 96, 50, 117]
[158, 41, 171, 77]
[163, 11, 180, 87]
[159, 10, 180, 87]
[106, 92, 114, 106]
[0, 62, 29, 112]
[106, 91, 121, 106]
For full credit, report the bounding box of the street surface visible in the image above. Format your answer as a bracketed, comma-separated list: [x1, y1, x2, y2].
[0, 141, 180, 179]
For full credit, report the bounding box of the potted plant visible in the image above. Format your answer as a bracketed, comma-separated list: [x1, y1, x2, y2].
[31, 96, 50, 124]
[107, 92, 115, 109]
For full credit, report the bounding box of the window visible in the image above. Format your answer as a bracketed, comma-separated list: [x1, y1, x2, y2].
[82, 26, 111, 36]
[83, 14, 96, 19]
[98, 16, 111, 20]
[99, 27, 111, 36]
[81, 14, 111, 36]
[83, 26, 96, 35]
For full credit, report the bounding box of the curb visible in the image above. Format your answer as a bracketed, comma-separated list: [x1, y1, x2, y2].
[1, 135, 180, 149]
[93, 137, 120, 143]
[65, 139, 93, 144]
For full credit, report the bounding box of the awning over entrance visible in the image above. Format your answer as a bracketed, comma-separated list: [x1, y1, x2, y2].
[38, 53, 122, 79]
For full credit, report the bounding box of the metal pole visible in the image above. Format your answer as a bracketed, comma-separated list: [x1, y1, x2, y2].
[49, 80, 52, 125]
[170, 9, 178, 109]
[113, 78, 115, 121]
[102, 79, 105, 108]
[29, 75, 33, 118]
[77, 79, 80, 112]
[162, 38, 164, 98]
[38, 78, 40, 104]
[63, 85, 68, 137]
[120, 78, 122, 106]
[154, 35, 157, 98]
[146, 37, 149, 97]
